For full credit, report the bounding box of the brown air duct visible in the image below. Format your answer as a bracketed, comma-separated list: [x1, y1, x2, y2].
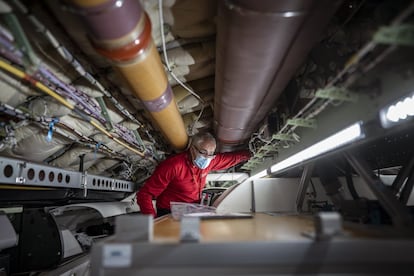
[71, 0, 188, 150]
[214, 0, 343, 148]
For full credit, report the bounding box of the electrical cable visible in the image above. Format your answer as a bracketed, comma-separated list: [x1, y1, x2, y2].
[0, 102, 127, 160]
[247, 2, 414, 171]
[158, 0, 204, 104]
[158, 0, 205, 135]
[0, 59, 145, 157]
[12, 0, 143, 127]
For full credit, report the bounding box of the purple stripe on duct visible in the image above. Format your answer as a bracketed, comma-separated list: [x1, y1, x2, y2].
[142, 86, 173, 112]
[76, 0, 143, 41]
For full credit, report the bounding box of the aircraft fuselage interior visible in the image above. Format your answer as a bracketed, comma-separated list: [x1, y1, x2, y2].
[0, 0, 414, 275]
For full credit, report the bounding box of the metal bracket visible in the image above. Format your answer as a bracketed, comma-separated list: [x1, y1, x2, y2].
[241, 163, 255, 170]
[254, 152, 265, 158]
[286, 118, 317, 129]
[296, 163, 315, 212]
[96, 97, 113, 130]
[271, 133, 297, 142]
[0, 156, 134, 192]
[345, 153, 413, 227]
[180, 217, 200, 242]
[111, 178, 115, 190]
[373, 24, 414, 46]
[241, 163, 251, 168]
[314, 212, 343, 241]
[81, 171, 88, 197]
[315, 87, 358, 102]
[15, 176, 25, 184]
[16, 161, 26, 184]
[261, 144, 278, 151]
[249, 158, 263, 165]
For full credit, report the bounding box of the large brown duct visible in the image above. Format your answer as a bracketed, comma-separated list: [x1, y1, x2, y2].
[70, 0, 188, 150]
[214, 0, 343, 149]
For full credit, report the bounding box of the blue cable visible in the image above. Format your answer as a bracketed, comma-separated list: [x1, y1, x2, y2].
[46, 118, 59, 142]
[94, 142, 102, 159]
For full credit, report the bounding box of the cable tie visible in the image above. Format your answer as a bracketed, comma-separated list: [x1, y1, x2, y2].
[46, 118, 59, 142]
[94, 142, 102, 159]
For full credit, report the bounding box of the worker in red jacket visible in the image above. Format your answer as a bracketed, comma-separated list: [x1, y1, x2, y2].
[136, 132, 251, 217]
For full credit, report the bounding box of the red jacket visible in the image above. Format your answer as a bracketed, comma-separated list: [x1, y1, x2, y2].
[136, 150, 251, 216]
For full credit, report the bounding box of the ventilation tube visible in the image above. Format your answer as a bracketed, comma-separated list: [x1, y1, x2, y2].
[214, 0, 343, 148]
[71, 0, 188, 150]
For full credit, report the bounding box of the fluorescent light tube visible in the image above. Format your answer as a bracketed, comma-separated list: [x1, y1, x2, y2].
[207, 173, 249, 183]
[244, 169, 268, 183]
[270, 122, 364, 174]
[250, 170, 267, 180]
[380, 92, 414, 128]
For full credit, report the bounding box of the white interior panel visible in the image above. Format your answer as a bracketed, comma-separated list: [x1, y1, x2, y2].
[216, 181, 253, 213]
[253, 178, 300, 213]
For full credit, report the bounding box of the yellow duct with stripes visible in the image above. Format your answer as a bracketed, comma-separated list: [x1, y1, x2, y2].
[71, 0, 189, 150]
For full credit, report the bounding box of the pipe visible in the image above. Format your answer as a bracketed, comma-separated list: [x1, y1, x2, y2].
[31, 2, 140, 126]
[13, 0, 142, 126]
[214, 0, 343, 148]
[71, 0, 188, 150]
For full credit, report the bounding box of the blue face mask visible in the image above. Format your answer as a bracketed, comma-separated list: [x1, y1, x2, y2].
[194, 155, 212, 169]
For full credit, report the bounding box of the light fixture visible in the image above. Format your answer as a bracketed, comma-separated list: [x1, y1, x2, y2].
[270, 122, 364, 174]
[244, 169, 268, 183]
[250, 170, 268, 180]
[207, 173, 249, 183]
[380, 92, 414, 128]
[281, 11, 302, 18]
